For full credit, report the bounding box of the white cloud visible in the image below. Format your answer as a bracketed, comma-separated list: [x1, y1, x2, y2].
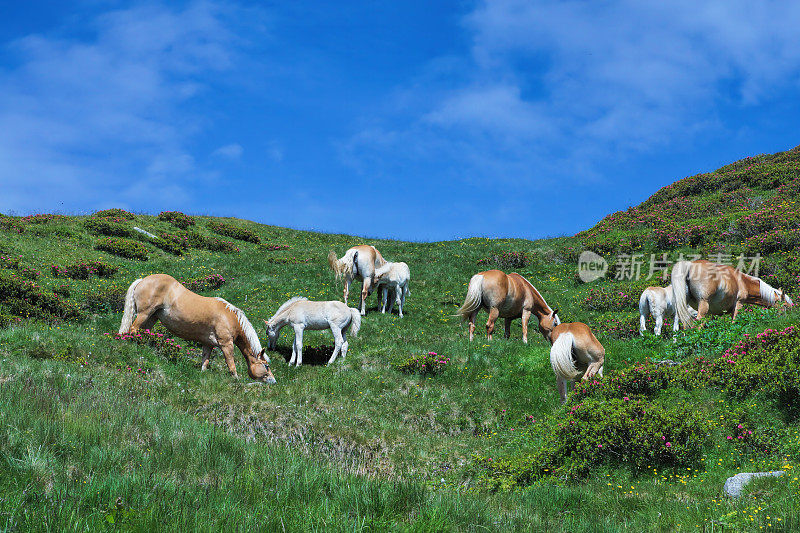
[212, 143, 244, 159]
[0, 1, 248, 214]
[345, 0, 800, 187]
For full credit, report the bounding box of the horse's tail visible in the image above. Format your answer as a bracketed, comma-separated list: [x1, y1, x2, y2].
[457, 274, 484, 320]
[348, 308, 361, 337]
[550, 332, 581, 381]
[638, 289, 650, 335]
[671, 261, 694, 328]
[328, 250, 354, 281]
[118, 278, 143, 334]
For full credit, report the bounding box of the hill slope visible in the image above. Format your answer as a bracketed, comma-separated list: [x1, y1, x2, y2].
[0, 150, 799, 531]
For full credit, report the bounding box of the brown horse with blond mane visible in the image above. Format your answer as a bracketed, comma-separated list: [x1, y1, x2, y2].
[538, 309, 605, 402]
[457, 269, 560, 343]
[671, 260, 793, 328]
[118, 274, 276, 383]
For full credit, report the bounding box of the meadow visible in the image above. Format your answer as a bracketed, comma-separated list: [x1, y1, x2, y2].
[1, 148, 800, 531]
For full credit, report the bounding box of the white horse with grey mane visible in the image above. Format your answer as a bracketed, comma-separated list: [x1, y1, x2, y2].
[263, 297, 361, 367]
[371, 261, 410, 317]
[638, 285, 697, 335]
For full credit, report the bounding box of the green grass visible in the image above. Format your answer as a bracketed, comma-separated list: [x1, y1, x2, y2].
[0, 208, 798, 531]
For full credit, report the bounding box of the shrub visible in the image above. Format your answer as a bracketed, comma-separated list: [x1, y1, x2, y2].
[477, 252, 530, 269]
[51, 260, 117, 280]
[0, 217, 24, 234]
[21, 213, 68, 224]
[1, 254, 41, 280]
[262, 244, 290, 251]
[151, 235, 185, 256]
[82, 285, 127, 313]
[0, 270, 84, 321]
[84, 217, 136, 238]
[157, 211, 196, 229]
[93, 208, 135, 219]
[95, 237, 149, 261]
[111, 329, 185, 362]
[581, 286, 636, 312]
[181, 274, 225, 292]
[393, 352, 451, 376]
[476, 398, 707, 489]
[208, 221, 260, 244]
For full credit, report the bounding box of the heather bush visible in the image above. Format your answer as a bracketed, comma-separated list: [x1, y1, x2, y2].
[111, 329, 186, 362]
[51, 260, 117, 280]
[157, 211, 196, 229]
[95, 237, 149, 261]
[93, 208, 135, 219]
[0, 270, 84, 321]
[84, 217, 136, 238]
[477, 252, 530, 269]
[181, 274, 225, 292]
[21, 214, 68, 224]
[208, 221, 260, 244]
[393, 352, 451, 376]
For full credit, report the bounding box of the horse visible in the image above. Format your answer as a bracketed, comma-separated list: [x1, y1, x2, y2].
[328, 245, 386, 315]
[538, 309, 605, 403]
[370, 261, 410, 317]
[671, 260, 793, 328]
[119, 274, 276, 383]
[264, 297, 361, 367]
[638, 285, 697, 335]
[456, 269, 559, 343]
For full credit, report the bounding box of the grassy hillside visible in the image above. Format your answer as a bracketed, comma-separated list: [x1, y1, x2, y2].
[0, 149, 799, 533]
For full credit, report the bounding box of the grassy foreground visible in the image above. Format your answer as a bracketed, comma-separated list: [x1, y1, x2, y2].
[0, 203, 798, 530]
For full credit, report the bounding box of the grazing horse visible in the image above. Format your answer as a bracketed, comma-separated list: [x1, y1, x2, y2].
[119, 274, 275, 382]
[638, 285, 697, 335]
[328, 245, 386, 315]
[264, 297, 361, 367]
[371, 261, 410, 317]
[538, 310, 605, 402]
[672, 260, 793, 328]
[457, 269, 559, 343]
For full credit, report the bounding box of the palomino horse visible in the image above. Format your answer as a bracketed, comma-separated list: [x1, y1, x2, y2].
[371, 261, 410, 318]
[638, 285, 697, 335]
[328, 245, 386, 315]
[119, 274, 276, 383]
[457, 269, 559, 343]
[538, 310, 605, 402]
[264, 297, 361, 367]
[672, 260, 793, 328]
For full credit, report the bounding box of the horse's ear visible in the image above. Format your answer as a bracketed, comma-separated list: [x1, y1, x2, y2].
[258, 348, 266, 359]
[552, 308, 559, 316]
[263, 319, 269, 326]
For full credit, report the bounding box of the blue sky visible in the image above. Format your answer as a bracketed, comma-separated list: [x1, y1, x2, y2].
[2, 1, 800, 241]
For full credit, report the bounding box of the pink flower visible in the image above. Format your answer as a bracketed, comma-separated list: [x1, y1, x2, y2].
[665, 442, 672, 447]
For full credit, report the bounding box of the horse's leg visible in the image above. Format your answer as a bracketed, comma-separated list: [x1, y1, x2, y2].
[289, 331, 297, 366]
[293, 325, 304, 367]
[557, 377, 569, 403]
[129, 306, 157, 333]
[696, 299, 710, 328]
[201, 345, 213, 371]
[521, 309, 531, 344]
[360, 278, 372, 316]
[380, 286, 387, 313]
[468, 310, 478, 341]
[654, 312, 663, 336]
[395, 287, 403, 318]
[732, 300, 743, 321]
[221, 342, 238, 379]
[328, 325, 343, 365]
[504, 318, 512, 339]
[486, 308, 499, 340]
[387, 287, 396, 315]
[343, 278, 351, 304]
[341, 331, 349, 358]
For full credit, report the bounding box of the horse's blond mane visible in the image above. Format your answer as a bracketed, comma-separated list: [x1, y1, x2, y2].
[757, 278, 777, 305]
[269, 296, 308, 322]
[516, 273, 559, 322]
[215, 298, 263, 354]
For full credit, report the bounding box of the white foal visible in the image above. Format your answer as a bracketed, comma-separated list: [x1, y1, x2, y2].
[264, 297, 361, 367]
[638, 285, 696, 335]
[372, 261, 410, 317]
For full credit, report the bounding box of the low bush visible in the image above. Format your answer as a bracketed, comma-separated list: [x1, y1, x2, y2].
[208, 221, 260, 244]
[0, 270, 84, 321]
[262, 244, 290, 251]
[82, 285, 127, 313]
[111, 329, 186, 362]
[1, 254, 41, 280]
[95, 237, 149, 261]
[157, 211, 195, 229]
[181, 274, 225, 292]
[151, 235, 185, 256]
[21, 213, 68, 224]
[93, 208, 135, 219]
[476, 398, 707, 489]
[84, 217, 136, 238]
[393, 352, 451, 376]
[476, 252, 530, 269]
[0, 217, 24, 234]
[51, 260, 118, 280]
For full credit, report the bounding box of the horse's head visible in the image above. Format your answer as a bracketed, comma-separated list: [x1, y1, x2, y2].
[538, 308, 560, 342]
[249, 348, 277, 383]
[778, 288, 794, 307]
[263, 319, 279, 350]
